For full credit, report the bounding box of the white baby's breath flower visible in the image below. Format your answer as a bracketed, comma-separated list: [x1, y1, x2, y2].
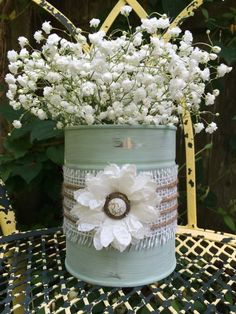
[85, 114, 95, 125]
[71, 164, 161, 252]
[7, 50, 18, 62]
[205, 93, 215, 106]
[209, 53, 217, 60]
[212, 46, 221, 53]
[102, 72, 113, 83]
[6, 90, 14, 100]
[81, 82, 96, 96]
[45, 71, 61, 83]
[8, 84, 17, 94]
[12, 120, 22, 129]
[156, 17, 170, 29]
[5, 17, 232, 129]
[88, 31, 105, 44]
[89, 18, 100, 28]
[217, 63, 232, 77]
[194, 122, 204, 134]
[42, 21, 52, 34]
[200, 68, 210, 81]
[120, 5, 132, 16]
[133, 33, 143, 46]
[10, 101, 21, 110]
[43, 86, 53, 97]
[34, 30, 43, 43]
[141, 17, 159, 34]
[166, 27, 181, 37]
[8, 62, 19, 75]
[47, 33, 61, 45]
[37, 109, 47, 120]
[19, 48, 29, 59]
[183, 30, 193, 44]
[56, 121, 64, 129]
[18, 36, 28, 48]
[213, 89, 220, 97]
[205, 122, 217, 134]
[5, 73, 16, 85]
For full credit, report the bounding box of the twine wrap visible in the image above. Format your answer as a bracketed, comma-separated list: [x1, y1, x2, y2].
[63, 165, 178, 250]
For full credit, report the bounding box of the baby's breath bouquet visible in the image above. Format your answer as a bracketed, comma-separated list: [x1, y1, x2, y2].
[5, 5, 232, 134]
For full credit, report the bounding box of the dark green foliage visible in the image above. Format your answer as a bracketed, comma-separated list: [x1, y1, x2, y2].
[0, 104, 64, 228]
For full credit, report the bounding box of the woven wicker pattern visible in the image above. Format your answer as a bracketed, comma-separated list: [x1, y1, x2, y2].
[0, 228, 235, 314]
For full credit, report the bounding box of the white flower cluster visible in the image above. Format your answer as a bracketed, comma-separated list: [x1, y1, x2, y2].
[5, 7, 232, 133]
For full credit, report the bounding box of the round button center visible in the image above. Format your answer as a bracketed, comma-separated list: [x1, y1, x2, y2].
[104, 192, 130, 219]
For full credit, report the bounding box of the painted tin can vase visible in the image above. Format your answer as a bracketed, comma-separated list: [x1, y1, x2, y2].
[63, 125, 177, 287]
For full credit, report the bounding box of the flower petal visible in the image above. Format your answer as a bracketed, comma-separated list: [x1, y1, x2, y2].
[71, 204, 105, 225]
[113, 225, 132, 251]
[131, 203, 159, 223]
[77, 223, 96, 232]
[89, 198, 105, 210]
[100, 226, 114, 247]
[128, 174, 157, 201]
[74, 190, 93, 206]
[103, 164, 120, 176]
[126, 215, 147, 239]
[93, 230, 103, 250]
[86, 176, 111, 198]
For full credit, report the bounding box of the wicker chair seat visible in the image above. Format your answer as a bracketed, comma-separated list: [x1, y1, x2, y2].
[1, 227, 235, 314]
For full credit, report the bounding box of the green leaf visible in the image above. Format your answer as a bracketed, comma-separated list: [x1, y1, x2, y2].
[202, 8, 209, 20]
[0, 154, 14, 164]
[3, 136, 32, 158]
[0, 165, 13, 181]
[30, 120, 63, 142]
[10, 124, 32, 140]
[0, 104, 22, 122]
[217, 207, 226, 215]
[46, 145, 64, 165]
[233, 116, 236, 120]
[222, 13, 234, 19]
[12, 162, 42, 184]
[219, 46, 236, 65]
[224, 215, 236, 231]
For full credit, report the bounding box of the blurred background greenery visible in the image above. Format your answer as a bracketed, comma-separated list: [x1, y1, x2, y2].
[0, 0, 235, 232]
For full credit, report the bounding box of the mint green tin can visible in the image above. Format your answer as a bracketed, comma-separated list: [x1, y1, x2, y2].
[63, 125, 177, 287]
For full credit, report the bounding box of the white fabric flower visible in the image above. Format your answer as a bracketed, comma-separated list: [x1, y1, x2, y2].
[71, 164, 162, 252]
